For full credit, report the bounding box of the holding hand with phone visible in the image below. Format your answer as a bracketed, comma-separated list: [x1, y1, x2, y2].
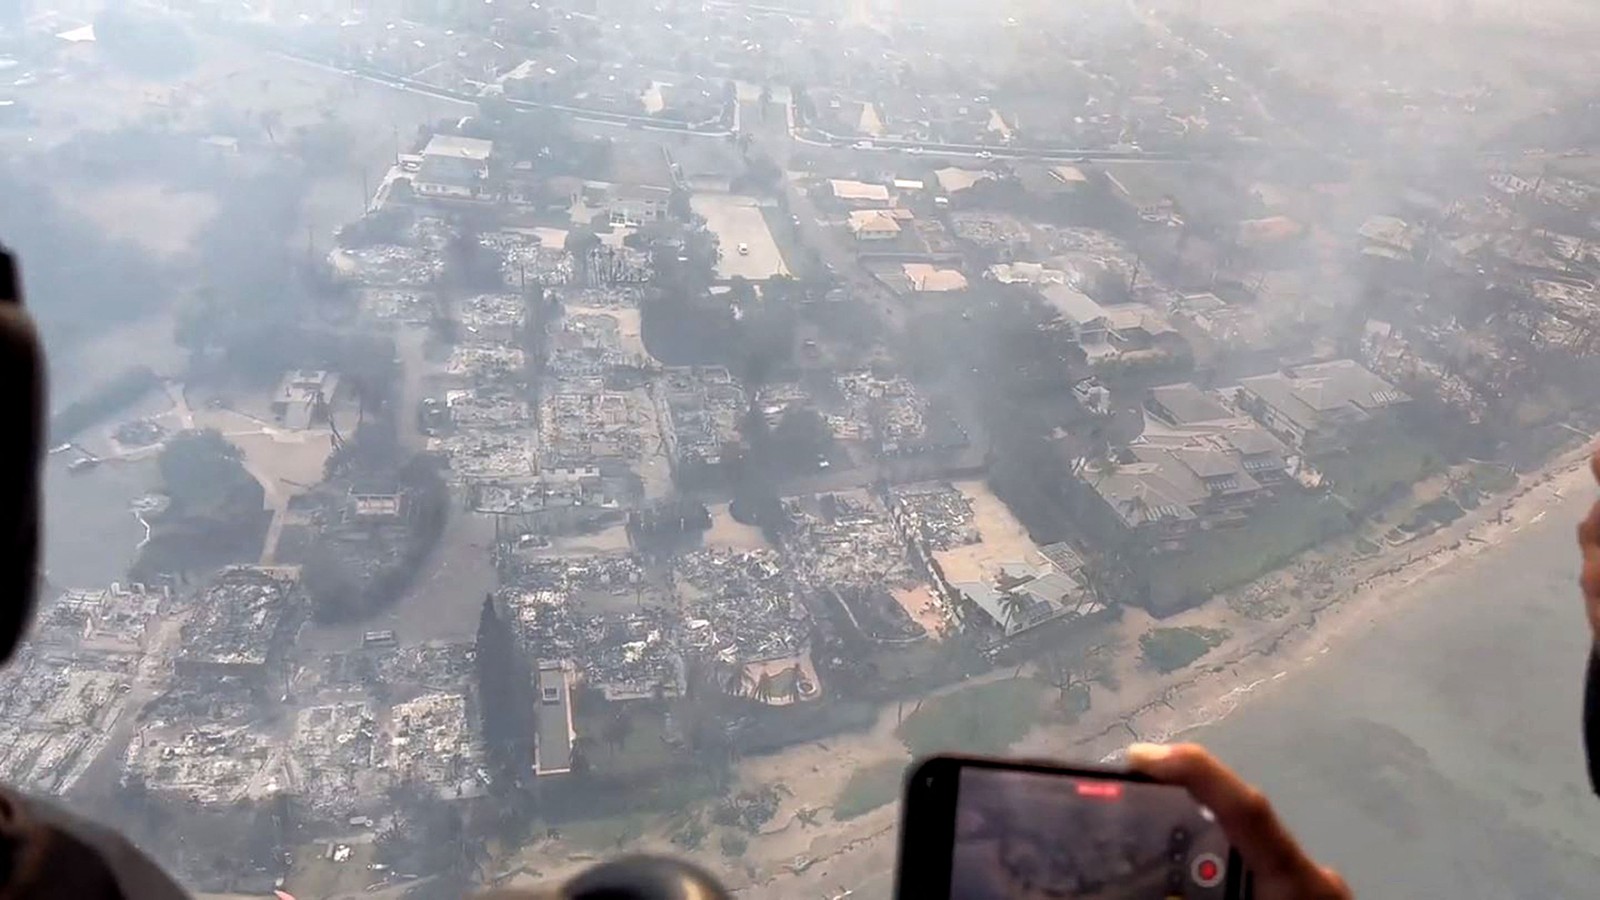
[898, 748, 1349, 900]
[1127, 744, 1350, 900]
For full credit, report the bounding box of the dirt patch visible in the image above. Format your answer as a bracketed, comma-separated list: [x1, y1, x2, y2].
[547, 523, 634, 556]
[189, 406, 335, 497]
[890, 585, 948, 638]
[704, 502, 771, 550]
[567, 306, 648, 361]
[932, 479, 1043, 583]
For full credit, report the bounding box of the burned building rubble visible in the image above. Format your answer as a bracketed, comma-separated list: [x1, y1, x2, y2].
[674, 549, 813, 665]
[458, 293, 528, 341]
[493, 231, 576, 286]
[547, 313, 640, 378]
[445, 343, 527, 386]
[41, 581, 169, 655]
[316, 641, 476, 696]
[123, 719, 285, 807]
[507, 591, 685, 702]
[888, 483, 980, 552]
[447, 387, 532, 431]
[783, 491, 929, 642]
[441, 430, 537, 482]
[539, 380, 651, 463]
[660, 367, 746, 468]
[832, 369, 953, 456]
[0, 647, 133, 794]
[288, 702, 382, 818]
[500, 553, 685, 700]
[784, 491, 919, 590]
[386, 692, 485, 800]
[177, 567, 302, 681]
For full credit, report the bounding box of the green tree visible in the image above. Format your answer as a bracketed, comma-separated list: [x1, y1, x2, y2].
[997, 591, 1029, 633]
[157, 429, 254, 515]
[770, 406, 834, 471]
[475, 596, 535, 789]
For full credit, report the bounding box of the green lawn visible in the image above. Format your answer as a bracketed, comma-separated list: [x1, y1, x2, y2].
[833, 758, 911, 821]
[1152, 493, 1352, 609]
[896, 679, 1044, 757]
[1140, 626, 1230, 674]
[561, 813, 651, 852]
[1318, 432, 1442, 513]
[575, 703, 680, 780]
[1465, 463, 1517, 495]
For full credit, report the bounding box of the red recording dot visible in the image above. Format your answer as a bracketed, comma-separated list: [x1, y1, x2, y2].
[1191, 853, 1224, 888]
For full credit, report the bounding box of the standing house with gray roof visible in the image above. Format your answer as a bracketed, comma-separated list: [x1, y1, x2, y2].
[1233, 360, 1409, 454]
[1076, 382, 1297, 551]
[415, 135, 495, 201]
[1040, 284, 1113, 360]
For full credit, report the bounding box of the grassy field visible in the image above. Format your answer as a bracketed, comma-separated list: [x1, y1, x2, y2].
[1140, 626, 1230, 674]
[561, 813, 652, 852]
[1152, 493, 1352, 608]
[896, 679, 1044, 757]
[833, 758, 911, 821]
[574, 703, 680, 780]
[1319, 432, 1442, 513]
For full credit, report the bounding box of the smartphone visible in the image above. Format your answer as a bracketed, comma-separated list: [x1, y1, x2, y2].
[896, 754, 1247, 900]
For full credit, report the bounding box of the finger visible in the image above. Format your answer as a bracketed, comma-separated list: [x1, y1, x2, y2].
[1127, 743, 1311, 880]
[1579, 500, 1600, 604]
[1591, 446, 1600, 486]
[0, 247, 17, 306]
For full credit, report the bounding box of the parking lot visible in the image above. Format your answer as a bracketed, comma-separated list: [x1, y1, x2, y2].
[690, 193, 792, 281]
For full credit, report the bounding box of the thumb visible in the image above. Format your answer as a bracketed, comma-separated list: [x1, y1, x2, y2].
[1127, 743, 1312, 882]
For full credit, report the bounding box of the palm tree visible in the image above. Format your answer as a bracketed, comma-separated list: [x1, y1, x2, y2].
[751, 671, 777, 705]
[721, 663, 754, 698]
[782, 663, 805, 704]
[603, 710, 633, 754]
[997, 590, 1029, 634]
[1121, 492, 1152, 526]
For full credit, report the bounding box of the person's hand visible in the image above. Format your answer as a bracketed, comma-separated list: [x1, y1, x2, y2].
[1127, 743, 1351, 899]
[1579, 448, 1600, 641]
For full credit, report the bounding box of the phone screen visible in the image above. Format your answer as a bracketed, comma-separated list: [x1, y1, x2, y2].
[948, 765, 1232, 900]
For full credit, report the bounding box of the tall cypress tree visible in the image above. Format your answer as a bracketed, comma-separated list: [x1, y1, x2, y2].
[475, 595, 535, 787]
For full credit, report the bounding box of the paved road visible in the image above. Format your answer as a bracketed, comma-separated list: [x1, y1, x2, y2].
[69, 612, 188, 802]
[736, 95, 911, 339]
[230, 22, 1208, 167]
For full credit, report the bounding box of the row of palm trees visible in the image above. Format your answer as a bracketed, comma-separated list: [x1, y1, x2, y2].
[721, 662, 811, 705]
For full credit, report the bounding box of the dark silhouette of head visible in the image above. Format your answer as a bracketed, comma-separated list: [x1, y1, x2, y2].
[0, 246, 44, 665]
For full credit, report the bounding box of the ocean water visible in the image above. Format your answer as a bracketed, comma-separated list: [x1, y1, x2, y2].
[41, 454, 158, 590]
[1199, 488, 1600, 898]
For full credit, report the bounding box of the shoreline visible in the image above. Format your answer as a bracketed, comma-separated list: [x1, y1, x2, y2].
[743, 439, 1598, 898]
[1068, 440, 1595, 761]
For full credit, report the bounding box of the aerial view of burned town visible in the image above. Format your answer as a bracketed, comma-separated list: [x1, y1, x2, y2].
[5, 0, 1600, 895]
